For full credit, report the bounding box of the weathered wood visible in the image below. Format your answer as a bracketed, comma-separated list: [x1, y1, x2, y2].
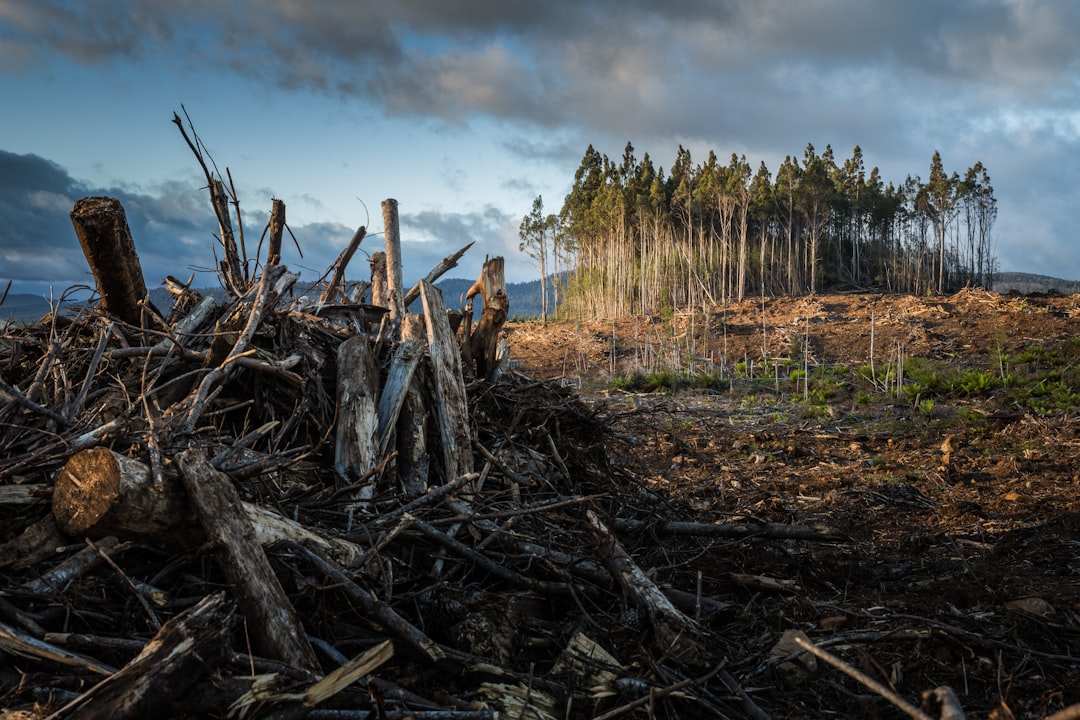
[53, 448, 199, 549]
[377, 329, 425, 457]
[392, 315, 430, 497]
[369, 250, 388, 308]
[465, 257, 509, 380]
[334, 335, 380, 498]
[54, 592, 234, 720]
[176, 448, 321, 673]
[70, 197, 149, 327]
[587, 509, 710, 667]
[419, 280, 474, 481]
[319, 225, 367, 304]
[22, 536, 126, 596]
[267, 198, 286, 266]
[402, 241, 476, 309]
[52, 448, 367, 563]
[382, 198, 405, 322]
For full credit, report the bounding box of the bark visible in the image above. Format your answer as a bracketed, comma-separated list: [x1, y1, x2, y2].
[382, 199, 405, 321]
[176, 448, 321, 673]
[465, 257, 509, 380]
[70, 197, 149, 327]
[419, 280, 474, 481]
[52, 447, 367, 564]
[56, 593, 234, 720]
[370, 251, 388, 308]
[334, 335, 380, 497]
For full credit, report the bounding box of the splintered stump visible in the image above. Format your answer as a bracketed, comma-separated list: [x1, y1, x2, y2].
[70, 196, 150, 327]
[466, 256, 509, 379]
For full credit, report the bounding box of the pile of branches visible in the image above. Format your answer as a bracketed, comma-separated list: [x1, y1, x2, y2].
[0, 148, 825, 717]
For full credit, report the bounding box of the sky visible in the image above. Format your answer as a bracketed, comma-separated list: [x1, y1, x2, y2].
[2, 0, 1079, 301]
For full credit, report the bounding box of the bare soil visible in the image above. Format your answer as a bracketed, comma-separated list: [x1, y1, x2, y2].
[504, 288, 1080, 719]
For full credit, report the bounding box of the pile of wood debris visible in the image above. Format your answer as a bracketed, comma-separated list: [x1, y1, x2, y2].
[0, 175, 854, 720]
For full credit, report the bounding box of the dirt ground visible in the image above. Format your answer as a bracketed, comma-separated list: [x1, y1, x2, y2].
[503, 288, 1080, 719]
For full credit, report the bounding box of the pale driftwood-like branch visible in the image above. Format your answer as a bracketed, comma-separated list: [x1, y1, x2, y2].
[335, 335, 380, 497]
[382, 198, 405, 322]
[46, 593, 234, 720]
[402, 240, 476, 309]
[587, 510, 710, 667]
[70, 196, 150, 328]
[419, 280, 474, 481]
[22, 535, 126, 596]
[0, 619, 117, 676]
[794, 635, 936, 720]
[174, 264, 298, 434]
[176, 448, 321, 674]
[319, 225, 367, 304]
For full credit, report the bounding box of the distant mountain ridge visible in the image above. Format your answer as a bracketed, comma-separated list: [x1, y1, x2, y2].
[3, 272, 1076, 324]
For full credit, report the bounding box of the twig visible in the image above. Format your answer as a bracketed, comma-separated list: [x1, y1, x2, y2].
[794, 635, 934, 720]
[592, 660, 728, 720]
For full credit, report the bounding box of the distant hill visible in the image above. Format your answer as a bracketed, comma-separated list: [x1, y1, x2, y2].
[991, 272, 1080, 295]
[6, 272, 1073, 326]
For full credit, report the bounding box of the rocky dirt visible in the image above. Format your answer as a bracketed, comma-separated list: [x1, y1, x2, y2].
[503, 288, 1080, 719]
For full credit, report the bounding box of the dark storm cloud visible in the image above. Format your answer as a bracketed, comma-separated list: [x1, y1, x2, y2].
[4, 1, 1080, 280]
[0, 150, 241, 294]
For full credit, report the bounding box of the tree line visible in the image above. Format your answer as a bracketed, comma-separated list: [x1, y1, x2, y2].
[519, 142, 998, 320]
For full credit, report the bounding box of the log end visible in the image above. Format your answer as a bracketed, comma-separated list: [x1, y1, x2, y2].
[53, 447, 122, 537]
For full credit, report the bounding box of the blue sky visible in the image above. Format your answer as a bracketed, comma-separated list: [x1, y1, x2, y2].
[2, 0, 1079, 299]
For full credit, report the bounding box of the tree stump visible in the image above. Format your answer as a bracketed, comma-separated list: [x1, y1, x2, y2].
[70, 197, 149, 327]
[466, 256, 510, 380]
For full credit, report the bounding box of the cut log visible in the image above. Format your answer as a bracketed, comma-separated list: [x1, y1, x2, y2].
[465, 257, 509, 380]
[175, 448, 321, 674]
[70, 197, 149, 328]
[53, 592, 234, 720]
[52, 447, 368, 564]
[334, 335, 380, 497]
[53, 447, 201, 550]
[419, 280, 474, 481]
[382, 198, 405, 322]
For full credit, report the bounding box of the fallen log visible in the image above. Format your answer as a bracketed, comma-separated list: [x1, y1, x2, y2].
[52, 447, 367, 565]
[334, 335, 380, 496]
[48, 592, 234, 720]
[420, 280, 474, 481]
[175, 448, 321, 673]
[587, 509, 711, 667]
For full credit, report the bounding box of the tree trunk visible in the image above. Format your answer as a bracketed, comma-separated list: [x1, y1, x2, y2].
[175, 448, 321, 673]
[419, 280, 474, 482]
[70, 197, 149, 327]
[382, 199, 405, 322]
[334, 336, 380, 497]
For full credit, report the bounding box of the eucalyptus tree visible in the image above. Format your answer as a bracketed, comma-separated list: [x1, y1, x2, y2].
[519, 195, 557, 323]
[919, 151, 961, 294]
